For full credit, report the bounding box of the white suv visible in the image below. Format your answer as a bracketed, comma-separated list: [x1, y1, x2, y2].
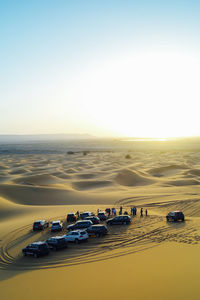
[63, 230, 88, 243]
[51, 220, 63, 232]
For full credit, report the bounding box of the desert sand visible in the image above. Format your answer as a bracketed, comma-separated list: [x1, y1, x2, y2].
[1, 142, 200, 299]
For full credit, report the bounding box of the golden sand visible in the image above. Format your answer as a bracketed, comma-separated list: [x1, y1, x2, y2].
[1, 150, 200, 299]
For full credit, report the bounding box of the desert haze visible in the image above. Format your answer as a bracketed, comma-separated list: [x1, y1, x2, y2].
[0, 138, 200, 299]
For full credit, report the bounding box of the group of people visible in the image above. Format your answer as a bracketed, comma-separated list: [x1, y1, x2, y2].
[76, 207, 148, 219]
[102, 206, 148, 217]
[130, 206, 148, 216]
[140, 207, 148, 217]
[131, 206, 137, 215]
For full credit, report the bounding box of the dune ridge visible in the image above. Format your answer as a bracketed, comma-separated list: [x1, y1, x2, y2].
[115, 169, 155, 186]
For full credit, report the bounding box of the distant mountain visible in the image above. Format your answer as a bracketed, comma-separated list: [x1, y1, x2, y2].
[0, 134, 96, 143]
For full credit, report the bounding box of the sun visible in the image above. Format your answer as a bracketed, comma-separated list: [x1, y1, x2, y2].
[76, 51, 200, 138]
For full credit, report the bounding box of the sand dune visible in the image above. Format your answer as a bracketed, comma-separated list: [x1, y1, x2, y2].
[75, 173, 97, 179]
[184, 168, 200, 177]
[12, 174, 65, 186]
[72, 180, 113, 190]
[9, 168, 30, 175]
[51, 172, 71, 179]
[166, 179, 200, 186]
[0, 164, 8, 170]
[148, 164, 188, 177]
[115, 169, 155, 186]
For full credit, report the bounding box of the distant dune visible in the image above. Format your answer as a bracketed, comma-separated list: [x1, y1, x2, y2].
[148, 164, 188, 177]
[0, 133, 96, 143]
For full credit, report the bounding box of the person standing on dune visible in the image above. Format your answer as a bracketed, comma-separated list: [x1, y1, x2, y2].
[140, 208, 143, 217]
[145, 209, 148, 216]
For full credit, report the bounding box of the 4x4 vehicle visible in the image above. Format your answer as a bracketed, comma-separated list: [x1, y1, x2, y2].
[87, 225, 108, 237]
[80, 212, 93, 220]
[107, 215, 131, 225]
[85, 216, 100, 224]
[63, 230, 88, 243]
[67, 213, 77, 222]
[22, 242, 50, 258]
[46, 236, 67, 250]
[67, 220, 93, 231]
[166, 211, 185, 222]
[97, 211, 107, 221]
[33, 220, 49, 231]
[51, 221, 63, 232]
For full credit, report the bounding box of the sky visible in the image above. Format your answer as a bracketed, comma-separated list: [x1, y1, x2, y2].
[1, 0, 200, 138]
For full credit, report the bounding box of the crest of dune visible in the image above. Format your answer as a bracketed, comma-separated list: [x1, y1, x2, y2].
[115, 169, 155, 186]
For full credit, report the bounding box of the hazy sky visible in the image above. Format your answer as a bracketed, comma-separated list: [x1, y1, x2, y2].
[1, 0, 200, 138]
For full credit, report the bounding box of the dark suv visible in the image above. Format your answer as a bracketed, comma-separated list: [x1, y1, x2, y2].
[67, 220, 93, 231]
[107, 215, 131, 225]
[166, 211, 185, 222]
[33, 220, 49, 231]
[87, 225, 108, 237]
[67, 213, 77, 222]
[85, 216, 100, 224]
[46, 236, 67, 251]
[80, 212, 93, 220]
[22, 242, 50, 258]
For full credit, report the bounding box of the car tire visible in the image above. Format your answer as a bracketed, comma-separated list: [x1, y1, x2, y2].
[96, 233, 100, 238]
[23, 252, 27, 256]
[75, 239, 79, 244]
[34, 253, 38, 258]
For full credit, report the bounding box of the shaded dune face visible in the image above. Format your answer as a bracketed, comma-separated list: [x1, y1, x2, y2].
[148, 164, 188, 177]
[165, 179, 200, 186]
[12, 174, 65, 186]
[72, 180, 113, 190]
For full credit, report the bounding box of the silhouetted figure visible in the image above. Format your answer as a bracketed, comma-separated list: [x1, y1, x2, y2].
[76, 211, 80, 219]
[145, 209, 148, 216]
[131, 207, 133, 215]
[106, 208, 111, 216]
[97, 209, 99, 215]
[131, 207, 136, 216]
[113, 208, 117, 216]
[135, 207, 137, 215]
[140, 208, 143, 217]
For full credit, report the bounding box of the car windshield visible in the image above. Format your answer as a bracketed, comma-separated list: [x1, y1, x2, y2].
[169, 212, 176, 216]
